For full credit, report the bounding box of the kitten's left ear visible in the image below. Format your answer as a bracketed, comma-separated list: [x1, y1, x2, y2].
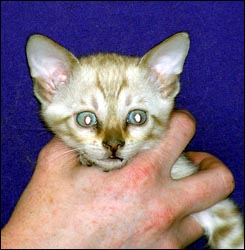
[139, 32, 190, 98]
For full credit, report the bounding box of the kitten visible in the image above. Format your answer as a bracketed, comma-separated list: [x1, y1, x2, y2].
[26, 33, 244, 248]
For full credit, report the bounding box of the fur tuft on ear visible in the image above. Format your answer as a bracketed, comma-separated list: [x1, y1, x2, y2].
[26, 34, 80, 105]
[140, 32, 190, 98]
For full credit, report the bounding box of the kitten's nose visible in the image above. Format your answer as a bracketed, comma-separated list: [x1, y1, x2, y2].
[102, 138, 125, 153]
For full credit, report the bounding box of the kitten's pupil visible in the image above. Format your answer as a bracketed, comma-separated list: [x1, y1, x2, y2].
[76, 112, 97, 127]
[127, 110, 147, 126]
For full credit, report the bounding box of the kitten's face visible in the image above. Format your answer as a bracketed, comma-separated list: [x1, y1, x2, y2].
[26, 33, 189, 171]
[43, 55, 174, 170]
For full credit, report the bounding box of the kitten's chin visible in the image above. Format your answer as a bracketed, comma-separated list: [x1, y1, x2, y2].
[94, 158, 127, 172]
[79, 154, 127, 171]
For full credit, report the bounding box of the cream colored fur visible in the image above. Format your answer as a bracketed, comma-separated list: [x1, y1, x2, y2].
[26, 33, 244, 248]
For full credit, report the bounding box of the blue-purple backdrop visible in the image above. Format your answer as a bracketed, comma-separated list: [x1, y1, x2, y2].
[1, 1, 244, 248]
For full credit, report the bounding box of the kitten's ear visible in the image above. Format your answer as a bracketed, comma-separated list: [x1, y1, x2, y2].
[139, 32, 190, 98]
[26, 34, 80, 105]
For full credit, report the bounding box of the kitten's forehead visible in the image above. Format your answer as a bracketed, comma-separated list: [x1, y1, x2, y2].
[77, 53, 150, 104]
[57, 53, 163, 117]
[79, 53, 141, 91]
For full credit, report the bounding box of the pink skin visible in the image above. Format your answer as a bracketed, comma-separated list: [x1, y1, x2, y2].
[1, 111, 234, 249]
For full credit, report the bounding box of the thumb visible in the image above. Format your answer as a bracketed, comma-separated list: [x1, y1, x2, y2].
[127, 110, 196, 177]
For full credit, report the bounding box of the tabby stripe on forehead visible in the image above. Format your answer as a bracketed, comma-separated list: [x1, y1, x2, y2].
[96, 74, 106, 98]
[116, 78, 128, 98]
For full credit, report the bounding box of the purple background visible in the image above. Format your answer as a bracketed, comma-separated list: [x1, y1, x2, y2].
[1, 2, 244, 248]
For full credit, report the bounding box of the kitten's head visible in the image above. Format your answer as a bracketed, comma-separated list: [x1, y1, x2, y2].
[26, 33, 190, 171]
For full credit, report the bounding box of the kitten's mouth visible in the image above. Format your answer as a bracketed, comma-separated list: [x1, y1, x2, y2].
[108, 156, 124, 161]
[94, 155, 126, 171]
[80, 154, 125, 171]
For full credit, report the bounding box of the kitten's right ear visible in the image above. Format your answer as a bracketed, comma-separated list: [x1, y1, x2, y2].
[26, 34, 80, 105]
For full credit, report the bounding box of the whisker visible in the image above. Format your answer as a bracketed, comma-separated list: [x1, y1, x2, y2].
[50, 147, 79, 163]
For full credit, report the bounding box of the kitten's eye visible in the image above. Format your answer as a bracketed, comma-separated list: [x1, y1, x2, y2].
[127, 110, 147, 126]
[76, 112, 97, 128]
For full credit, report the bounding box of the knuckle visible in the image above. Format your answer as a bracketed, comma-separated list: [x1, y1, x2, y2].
[148, 200, 176, 230]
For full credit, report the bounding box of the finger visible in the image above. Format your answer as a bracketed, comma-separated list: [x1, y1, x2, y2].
[172, 152, 235, 216]
[186, 151, 229, 171]
[186, 152, 235, 194]
[127, 110, 196, 176]
[159, 110, 196, 173]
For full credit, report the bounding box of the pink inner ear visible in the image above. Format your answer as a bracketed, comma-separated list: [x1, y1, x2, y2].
[34, 78, 54, 102]
[35, 69, 68, 103]
[150, 68, 179, 98]
[51, 68, 68, 86]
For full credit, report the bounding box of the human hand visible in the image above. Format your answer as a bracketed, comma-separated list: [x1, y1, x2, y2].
[1, 110, 234, 249]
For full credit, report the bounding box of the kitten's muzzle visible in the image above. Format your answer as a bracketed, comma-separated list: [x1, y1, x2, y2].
[102, 138, 125, 152]
[102, 138, 125, 161]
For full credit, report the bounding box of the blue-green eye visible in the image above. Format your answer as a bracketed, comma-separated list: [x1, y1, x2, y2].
[76, 112, 97, 127]
[127, 110, 147, 126]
